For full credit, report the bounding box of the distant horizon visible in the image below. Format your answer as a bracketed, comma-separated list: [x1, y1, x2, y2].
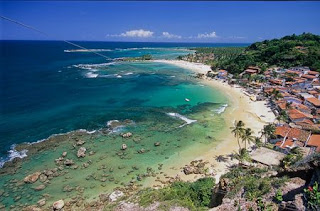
[2, 1, 320, 42]
[0, 39, 253, 44]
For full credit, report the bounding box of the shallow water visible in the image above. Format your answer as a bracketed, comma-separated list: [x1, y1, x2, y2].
[0, 41, 241, 209]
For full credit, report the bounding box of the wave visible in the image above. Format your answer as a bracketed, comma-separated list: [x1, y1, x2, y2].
[85, 72, 99, 78]
[214, 104, 228, 114]
[0, 128, 100, 168]
[0, 145, 28, 168]
[64, 49, 112, 53]
[166, 112, 197, 128]
[73, 62, 116, 70]
[114, 47, 192, 52]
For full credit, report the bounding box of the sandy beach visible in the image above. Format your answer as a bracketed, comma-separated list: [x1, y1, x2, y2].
[150, 59, 276, 184]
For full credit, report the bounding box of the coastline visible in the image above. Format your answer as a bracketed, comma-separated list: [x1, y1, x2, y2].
[150, 59, 276, 184]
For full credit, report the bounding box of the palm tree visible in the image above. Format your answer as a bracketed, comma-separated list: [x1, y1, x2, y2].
[253, 137, 263, 149]
[276, 115, 282, 124]
[241, 128, 255, 150]
[231, 120, 245, 152]
[233, 148, 250, 165]
[260, 123, 276, 144]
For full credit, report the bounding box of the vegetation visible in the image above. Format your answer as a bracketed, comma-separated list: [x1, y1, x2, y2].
[281, 147, 303, 168]
[260, 123, 276, 144]
[231, 120, 245, 151]
[177, 47, 244, 67]
[304, 182, 320, 210]
[123, 54, 153, 61]
[221, 33, 320, 74]
[221, 166, 288, 201]
[137, 177, 215, 210]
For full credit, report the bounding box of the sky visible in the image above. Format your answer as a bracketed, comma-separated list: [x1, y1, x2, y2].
[1, 1, 320, 43]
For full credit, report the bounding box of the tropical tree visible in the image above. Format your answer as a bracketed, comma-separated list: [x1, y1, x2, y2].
[233, 148, 250, 165]
[241, 128, 255, 150]
[260, 123, 276, 144]
[271, 89, 283, 101]
[231, 120, 245, 152]
[253, 137, 263, 149]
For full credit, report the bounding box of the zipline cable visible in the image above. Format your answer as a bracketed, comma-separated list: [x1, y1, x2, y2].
[0, 15, 112, 60]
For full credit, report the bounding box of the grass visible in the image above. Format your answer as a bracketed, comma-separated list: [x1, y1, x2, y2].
[136, 177, 215, 210]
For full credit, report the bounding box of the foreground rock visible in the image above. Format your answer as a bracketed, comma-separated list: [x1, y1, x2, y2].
[52, 200, 64, 210]
[109, 190, 124, 202]
[77, 147, 86, 158]
[24, 172, 41, 183]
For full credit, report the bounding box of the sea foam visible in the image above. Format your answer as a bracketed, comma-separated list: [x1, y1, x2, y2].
[214, 104, 228, 114]
[166, 112, 197, 128]
[0, 145, 28, 168]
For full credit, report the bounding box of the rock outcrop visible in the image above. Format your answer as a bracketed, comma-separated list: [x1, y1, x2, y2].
[52, 199, 64, 211]
[23, 172, 41, 183]
[77, 147, 86, 158]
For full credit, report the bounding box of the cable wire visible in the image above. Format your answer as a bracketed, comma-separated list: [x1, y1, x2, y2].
[0, 15, 111, 60]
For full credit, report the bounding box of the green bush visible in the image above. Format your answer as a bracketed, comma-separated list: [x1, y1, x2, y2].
[138, 177, 215, 210]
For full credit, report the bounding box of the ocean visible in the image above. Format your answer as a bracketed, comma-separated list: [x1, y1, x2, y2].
[0, 41, 247, 208]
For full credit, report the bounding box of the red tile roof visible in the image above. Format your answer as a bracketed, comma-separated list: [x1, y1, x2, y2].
[302, 74, 317, 79]
[307, 135, 320, 152]
[275, 139, 294, 149]
[306, 97, 320, 107]
[288, 109, 311, 120]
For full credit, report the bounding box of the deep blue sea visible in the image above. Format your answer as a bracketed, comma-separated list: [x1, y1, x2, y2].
[0, 40, 248, 164]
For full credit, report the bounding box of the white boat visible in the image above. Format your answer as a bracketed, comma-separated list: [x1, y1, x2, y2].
[185, 98, 190, 102]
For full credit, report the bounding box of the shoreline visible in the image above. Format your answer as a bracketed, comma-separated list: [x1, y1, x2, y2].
[150, 59, 276, 183]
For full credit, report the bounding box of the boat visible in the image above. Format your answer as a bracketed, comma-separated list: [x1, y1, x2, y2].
[185, 98, 190, 102]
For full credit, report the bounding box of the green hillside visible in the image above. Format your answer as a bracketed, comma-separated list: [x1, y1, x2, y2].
[218, 33, 320, 74]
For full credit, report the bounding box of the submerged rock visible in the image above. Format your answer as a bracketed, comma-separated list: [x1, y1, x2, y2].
[37, 198, 46, 207]
[138, 148, 145, 154]
[77, 147, 86, 158]
[52, 199, 64, 211]
[121, 132, 132, 138]
[64, 159, 74, 166]
[121, 144, 127, 150]
[76, 140, 85, 146]
[24, 172, 41, 183]
[33, 184, 46, 191]
[154, 142, 161, 147]
[39, 174, 48, 183]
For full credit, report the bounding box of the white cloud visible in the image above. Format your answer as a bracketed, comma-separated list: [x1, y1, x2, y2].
[197, 31, 218, 39]
[107, 29, 154, 38]
[162, 32, 182, 39]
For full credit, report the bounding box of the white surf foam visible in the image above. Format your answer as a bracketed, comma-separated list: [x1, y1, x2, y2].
[0, 145, 28, 168]
[214, 104, 228, 114]
[85, 72, 99, 78]
[166, 112, 197, 128]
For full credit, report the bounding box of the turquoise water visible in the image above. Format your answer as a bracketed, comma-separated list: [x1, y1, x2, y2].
[0, 41, 247, 164]
[0, 41, 242, 209]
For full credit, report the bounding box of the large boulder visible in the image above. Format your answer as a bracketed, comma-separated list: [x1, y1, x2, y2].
[24, 172, 41, 183]
[77, 147, 86, 158]
[52, 200, 64, 210]
[109, 190, 124, 202]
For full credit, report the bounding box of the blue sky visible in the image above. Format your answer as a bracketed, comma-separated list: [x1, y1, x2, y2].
[1, 1, 320, 43]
